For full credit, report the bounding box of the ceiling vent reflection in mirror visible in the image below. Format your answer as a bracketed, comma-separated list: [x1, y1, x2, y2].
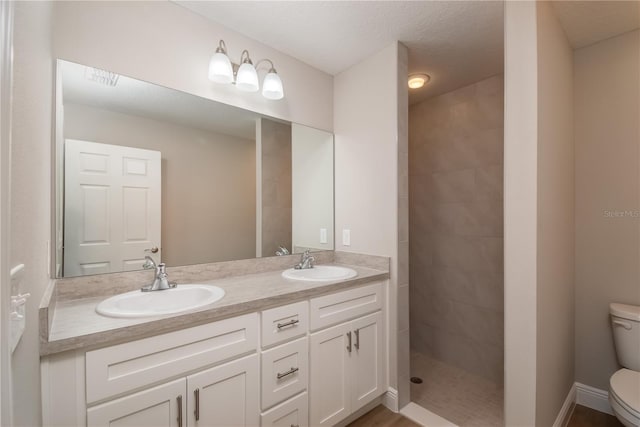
[84, 66, 120, 87]
[208, 39, 284, 100]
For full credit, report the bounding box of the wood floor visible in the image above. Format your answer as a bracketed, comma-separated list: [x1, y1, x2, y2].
[347, 405, 420, 427]
[567, 405, 624, 427]
[348, 404, 623, 427]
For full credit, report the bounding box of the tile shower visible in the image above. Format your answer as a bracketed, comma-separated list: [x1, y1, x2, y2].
[408, 75, 504, 426]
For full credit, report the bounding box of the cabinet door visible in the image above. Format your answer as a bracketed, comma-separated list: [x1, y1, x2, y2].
[187, 354, 260, 427]
[350, 311, 385, 412]
[309, 322, 351, 426]
[87, 378, 185, 427]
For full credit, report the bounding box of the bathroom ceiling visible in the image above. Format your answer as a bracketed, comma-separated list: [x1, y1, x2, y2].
[552, 1, 640, 49]
[61, 60, 258, 140]
[175, 1, 504, 105]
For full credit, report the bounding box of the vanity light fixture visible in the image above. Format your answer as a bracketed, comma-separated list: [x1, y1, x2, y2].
[208, 39, 284, 100]
[408, 73, 430, 89]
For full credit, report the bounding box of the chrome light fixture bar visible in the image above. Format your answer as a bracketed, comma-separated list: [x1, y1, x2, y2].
[208, 39, 284, 100]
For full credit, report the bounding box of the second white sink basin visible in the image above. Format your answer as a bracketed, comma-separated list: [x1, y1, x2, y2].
[282, 265, 358, 282]
[96, 284, 225, 318]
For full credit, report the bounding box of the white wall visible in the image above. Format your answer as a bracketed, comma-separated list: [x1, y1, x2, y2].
[291, 123, 334, 252]
[0, 2, 14, 424]
[574, 29, 640, 391]
[535, 2, 575, 425]
[504, 2, 539, 425]
[10, 2, 53, 425]
[505, 3, 577, 425]
[334, 41, 402, 396]
[52, 1, 333, 132]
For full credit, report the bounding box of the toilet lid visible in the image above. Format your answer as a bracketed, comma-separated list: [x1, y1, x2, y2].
[610, 369, 640, 417]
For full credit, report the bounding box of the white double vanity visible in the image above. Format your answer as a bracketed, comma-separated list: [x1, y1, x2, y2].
[41, 58, 386, 427]
[40, 254, 389, 427]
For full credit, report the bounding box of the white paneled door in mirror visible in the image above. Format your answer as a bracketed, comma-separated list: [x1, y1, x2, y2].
[63, 139, 161, 277]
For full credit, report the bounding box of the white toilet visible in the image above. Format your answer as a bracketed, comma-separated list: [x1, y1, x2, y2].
[609, 303, 640, 427]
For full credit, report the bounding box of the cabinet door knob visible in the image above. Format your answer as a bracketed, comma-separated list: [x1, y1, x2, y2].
[145, 247, 159, 254]
[194, 388, 200, 421]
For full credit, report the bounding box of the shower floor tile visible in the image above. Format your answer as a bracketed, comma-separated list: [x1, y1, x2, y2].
[410, 351, 504, 427]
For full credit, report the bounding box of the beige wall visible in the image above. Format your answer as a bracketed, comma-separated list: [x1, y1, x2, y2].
[260, 119, 292, 257]
[52, 2, 333, 132]
[408, 75, 504, 384]
[334, 41, 404, 398]
[10, 2, 53, 425]
[574, 29, 640, 390]
[64, 102, 257, 267]
[535, 2, 575, 426]
[504, 1, 539, 424]
[396, 43, 410, 408]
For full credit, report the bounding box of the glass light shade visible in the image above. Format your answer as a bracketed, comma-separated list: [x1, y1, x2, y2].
[208, 52, 234, 84]
[407, 73, 430, 89]
[235, 62, 259, 92]
[262, 71, 284, 100]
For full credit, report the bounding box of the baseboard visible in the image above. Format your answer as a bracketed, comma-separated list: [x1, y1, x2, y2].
[576, 382, 614, 415]
[553, 383, 576, 427]
[383, 387, 399, 412]
[400, 402, 458, 427]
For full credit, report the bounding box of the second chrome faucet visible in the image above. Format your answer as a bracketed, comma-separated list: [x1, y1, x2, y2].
[294, 250, 315, 270]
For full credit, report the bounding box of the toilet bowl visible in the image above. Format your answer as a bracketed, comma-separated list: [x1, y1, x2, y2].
[609, 369, 640, 427]
[609, 303, 640, 427]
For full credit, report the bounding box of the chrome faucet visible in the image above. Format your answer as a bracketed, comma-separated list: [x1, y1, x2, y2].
[275, 246, 290, 256]
[294, 250, 315, 270]
[141, 255, 177, 292]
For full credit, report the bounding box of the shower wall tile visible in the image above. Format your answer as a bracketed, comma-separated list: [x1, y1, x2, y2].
[409, 75, 504, 385]
[261, 119, 292, 256]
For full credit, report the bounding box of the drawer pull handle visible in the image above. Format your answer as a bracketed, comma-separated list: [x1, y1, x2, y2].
[277, 319, 299, 329]
[194, 388, 200, 421]
[277, 367, 299, 379]
[354, 328, 360, 350]
[291, 425, 300, 427]
[177, 395, 183, 427]
[347, 331, 352, 352]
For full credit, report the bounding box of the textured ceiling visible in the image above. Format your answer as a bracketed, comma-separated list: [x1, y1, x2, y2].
[175, 1, 505, 105]
[552, 1, 640, 49]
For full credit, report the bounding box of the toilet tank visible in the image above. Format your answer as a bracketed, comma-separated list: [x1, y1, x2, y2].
[610, 303, 640, 371]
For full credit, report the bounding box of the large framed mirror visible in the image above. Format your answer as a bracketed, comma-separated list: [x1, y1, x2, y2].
[54, 59, 334, 278]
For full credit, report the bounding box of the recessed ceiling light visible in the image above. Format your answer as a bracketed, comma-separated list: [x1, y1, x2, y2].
[408, 73, 430, 89]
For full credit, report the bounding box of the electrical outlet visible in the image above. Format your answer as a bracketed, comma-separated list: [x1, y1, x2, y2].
[342, 229, 351, 246]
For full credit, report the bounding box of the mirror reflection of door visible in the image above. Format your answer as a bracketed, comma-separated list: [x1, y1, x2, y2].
[63, 139, 161, 277]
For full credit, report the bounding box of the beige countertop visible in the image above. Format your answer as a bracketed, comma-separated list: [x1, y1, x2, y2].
[40, 262, 388, 356]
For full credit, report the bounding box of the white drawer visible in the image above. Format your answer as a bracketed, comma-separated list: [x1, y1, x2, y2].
[261, 301, 309, 348]
[86, 313, 259, 404]
[309, 282, 383, 331]
[261, 337, 308, 410]
[261, 392, 308, 427]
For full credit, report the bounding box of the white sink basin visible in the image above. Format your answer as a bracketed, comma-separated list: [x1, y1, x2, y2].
[96, 284, 225, 318]
[282, 265, 358, 282]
